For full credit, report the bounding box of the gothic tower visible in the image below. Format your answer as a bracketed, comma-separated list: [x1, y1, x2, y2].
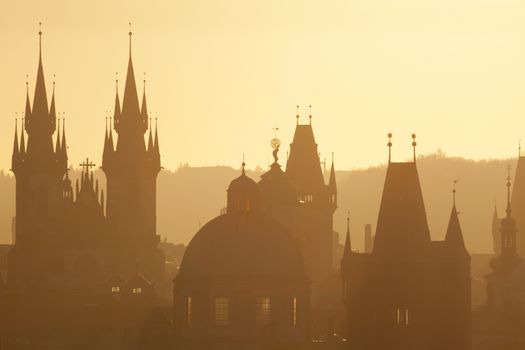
[285, 111, 337, 280]
[101, 30, 164, 294]
[8, 29, 68, 290]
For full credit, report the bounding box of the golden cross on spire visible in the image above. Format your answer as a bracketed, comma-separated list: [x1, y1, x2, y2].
[79, 158, 96, 174]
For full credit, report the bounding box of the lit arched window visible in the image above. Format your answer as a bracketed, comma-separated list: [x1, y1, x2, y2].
[256, 297, 271, 326]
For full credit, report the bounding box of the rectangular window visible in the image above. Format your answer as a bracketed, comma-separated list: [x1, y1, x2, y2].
[256, 297, 271, 326]
[396, 308, 409, 326]
[292, 297, 298, 326]
[132, 287, 142, 294]
[214, 297, 229, 326]
[187, 296, 193, 326]
[111, 286, 120, 293]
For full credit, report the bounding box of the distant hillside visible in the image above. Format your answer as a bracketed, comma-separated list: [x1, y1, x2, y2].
[0, 153, 516, 253]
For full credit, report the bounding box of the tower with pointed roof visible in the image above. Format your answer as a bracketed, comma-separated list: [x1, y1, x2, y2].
[341, 134, 471, 350]
[284, 110, 337, 280]
[101, 29, 164, 295]
[8, 28, 69, 290]
[485, 170, 525, 326]
[509, 154, 525, 256]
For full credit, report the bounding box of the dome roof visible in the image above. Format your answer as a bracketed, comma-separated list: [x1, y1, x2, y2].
[258, 162, 299, 204]
[179, 212, 306, 280]
[228, 172, 258, 192]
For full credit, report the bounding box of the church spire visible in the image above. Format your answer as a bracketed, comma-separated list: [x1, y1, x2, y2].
[154, 118, 160, 156]
[32, 23, 49, 118]
[121, 24, 140, 118]
[25, 80, 31, 125]
[113, 76, 121, 129]
[147, 118, 154, 152]
[55, 117, 61, 153]
[13, 118, 19, 156]
[141, 75, 148, 122]
[329, 152, 336, 189]
[444, 181, 468, 255]
[343, 211, 352, 258]
[49, 80, 56, 123]
[20, 118, 26, 154]
[60, 118, 67, 161]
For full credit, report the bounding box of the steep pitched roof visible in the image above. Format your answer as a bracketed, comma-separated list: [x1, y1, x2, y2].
[444, 206, 469, 256]
[373, 162, 431, 256]
[285, 124, 325, 194]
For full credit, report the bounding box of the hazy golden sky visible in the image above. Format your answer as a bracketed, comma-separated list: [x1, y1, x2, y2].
[2, 0, 525, 171]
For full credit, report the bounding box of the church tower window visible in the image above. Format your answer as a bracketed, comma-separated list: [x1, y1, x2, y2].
[214, 297, 229, 326]
[256, 297, 271, 326]
[186, 296, 193, 326]
[132, 287, 142, 294]
[292, 297, 298, 326]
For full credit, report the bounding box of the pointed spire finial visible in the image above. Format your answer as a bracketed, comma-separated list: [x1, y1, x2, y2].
[346, 210, 350, 233]
[115, 72, 119, 91]
[519, 139, 521, 157]
[452, 180, 458, 209]
[506, 165, 512, 217]
[411, 133, 417, 162]
[296, 105, 299, 125]
[38, 22, 42, 56]
[387, 133, 393, 163]
[52, 74, 56, 93]
[309, 105, 312, 125]
[242, 154, 246, 175]
[128, 22, 132, 55]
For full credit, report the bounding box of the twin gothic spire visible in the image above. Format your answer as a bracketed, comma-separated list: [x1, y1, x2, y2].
[12, 27, 67, 170]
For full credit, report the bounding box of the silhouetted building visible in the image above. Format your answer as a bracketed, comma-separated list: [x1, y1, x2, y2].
[285, 115, 337, 280]
[102, 30, 165, 296]
[341, 135, 471, 350]
[509, 155, 525, 257]
[2, 29, 168, 350]
[173, 163, 311, 349]
[257, 116, 344, 338]
[478, 172, 525, 348]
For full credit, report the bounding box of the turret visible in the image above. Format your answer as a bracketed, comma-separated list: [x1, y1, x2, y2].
[227, 160, 259, 214]
[444, 182, 469, 256]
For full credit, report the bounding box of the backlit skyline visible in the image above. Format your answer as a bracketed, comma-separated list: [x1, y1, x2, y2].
[2, 0, 525, 172]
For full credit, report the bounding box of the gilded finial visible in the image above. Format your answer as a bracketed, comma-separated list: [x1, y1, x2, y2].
[25, 75, 29, 91]
[452, 180, 458, 208]
[52, 74, 56, 93]
[387, 133, 393, 163]
[309, 105, 312, 125]
[115, 72, 119, 91]
[296, 105, 300, 125]
[241, 154, 246, 175]
[411, 133, 417, 162]
[38, 22, 42, 55]
[346, 210, 350, 230]
[128, 22, 132, 55]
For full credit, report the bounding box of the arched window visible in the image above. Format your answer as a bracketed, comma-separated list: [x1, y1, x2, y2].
[186, 296, 193, 326]
[256, 297, 271, 326]
[292, 297, 298, 326]
[214, 297, 229, 326]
